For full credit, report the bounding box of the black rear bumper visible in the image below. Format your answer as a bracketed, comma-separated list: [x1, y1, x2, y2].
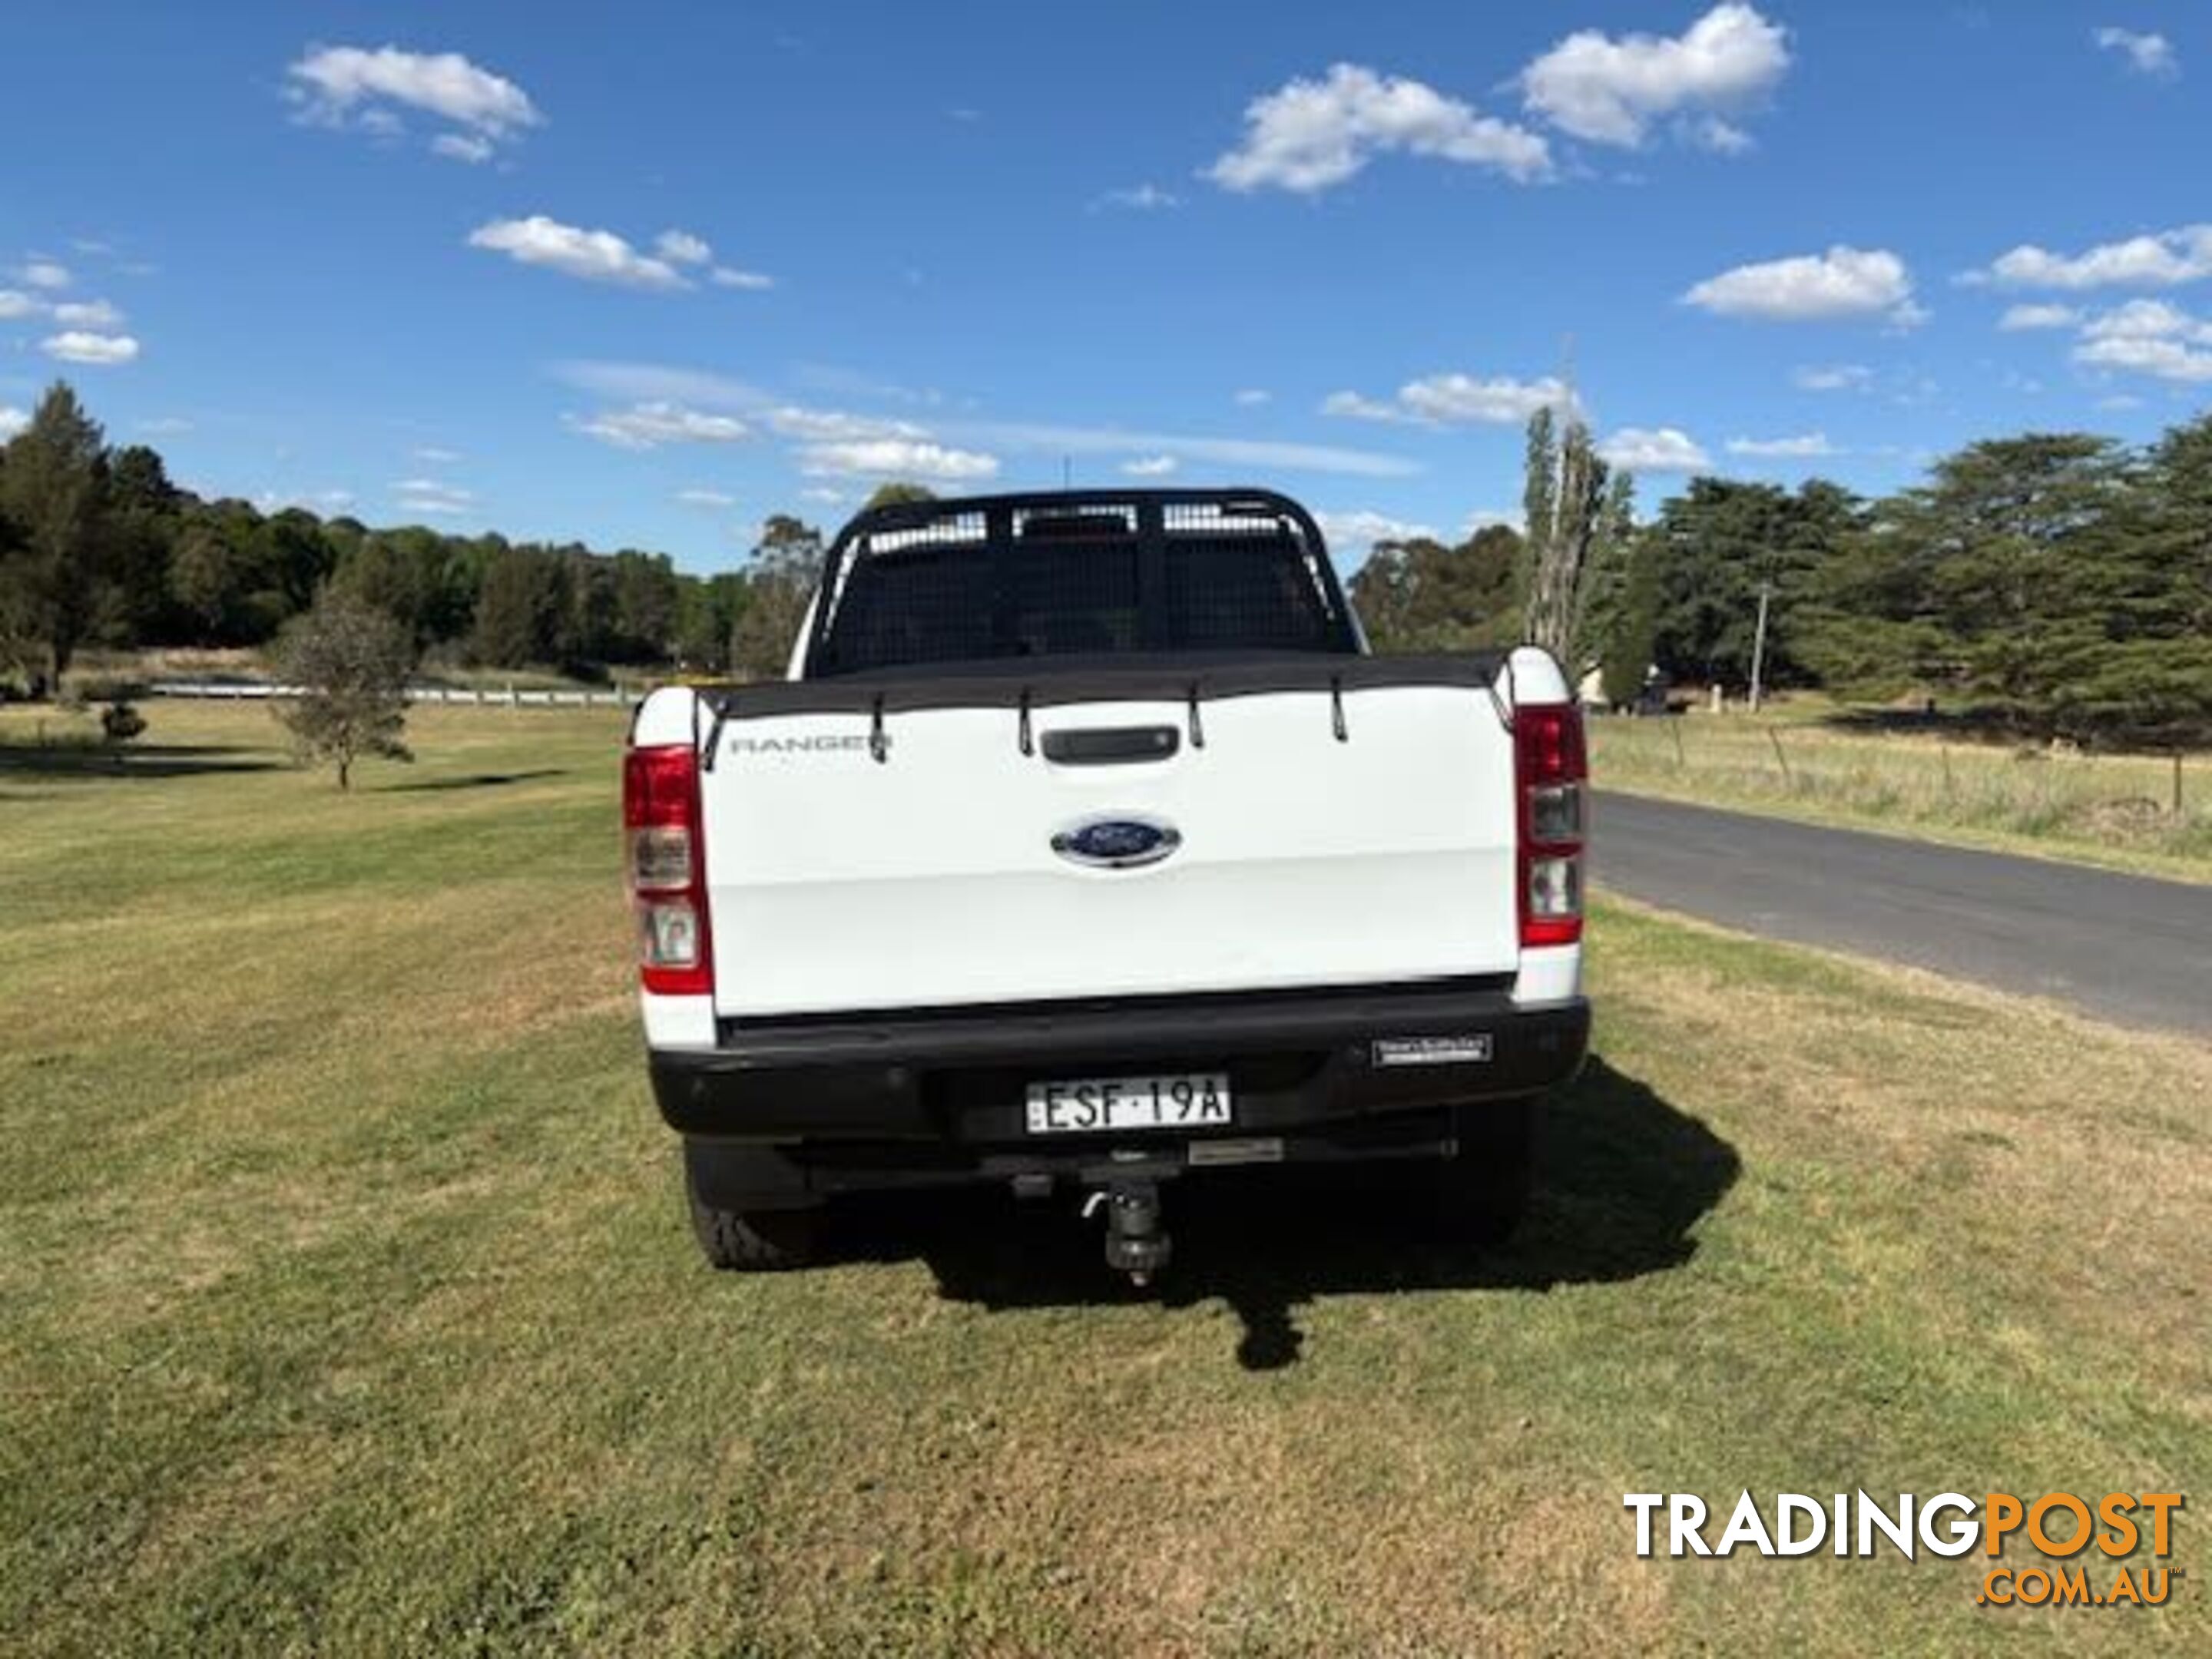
[649, 981, 1589, 1150]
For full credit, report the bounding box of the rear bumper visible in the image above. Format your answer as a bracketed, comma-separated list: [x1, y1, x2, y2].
[648, 981, 1589, 1147]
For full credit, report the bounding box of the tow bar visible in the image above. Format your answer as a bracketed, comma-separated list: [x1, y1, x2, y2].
[1084, 1180, 1171, 1287]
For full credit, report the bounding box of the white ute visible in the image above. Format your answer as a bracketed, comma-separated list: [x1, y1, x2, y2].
[627, 489, 1590, 1282]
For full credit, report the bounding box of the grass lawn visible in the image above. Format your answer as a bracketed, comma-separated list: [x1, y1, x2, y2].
[1591, 704, 2212, 884]
[3, 702, 2206, 1654]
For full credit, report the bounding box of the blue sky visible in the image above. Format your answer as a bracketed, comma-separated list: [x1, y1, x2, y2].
[5, 2, 2210, 572]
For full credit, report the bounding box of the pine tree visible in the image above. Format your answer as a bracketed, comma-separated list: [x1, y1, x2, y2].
[0, 382, 107, 693]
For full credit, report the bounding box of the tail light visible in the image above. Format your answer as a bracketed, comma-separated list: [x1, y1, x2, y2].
[624, 743, 713, 995]
[1515, 701, 1587, 948]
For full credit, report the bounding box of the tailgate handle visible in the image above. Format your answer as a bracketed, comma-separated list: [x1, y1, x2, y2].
[1040, 725, 1181, 765]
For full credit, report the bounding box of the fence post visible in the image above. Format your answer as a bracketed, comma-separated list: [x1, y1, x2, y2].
[2176, 751, 2186, 818]
[1669, 717, 1684, 767]
[1767, 725, 1793, 786]
[1940, 744, 1954, 800]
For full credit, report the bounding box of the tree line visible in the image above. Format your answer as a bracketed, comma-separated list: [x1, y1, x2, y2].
[8, 379, 2209, 744]
[0, 382, 846, 695]
[1349, 408, 2212, 745]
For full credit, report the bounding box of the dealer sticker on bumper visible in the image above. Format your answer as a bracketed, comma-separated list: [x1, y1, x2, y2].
[1372, 1035, 1494, 1068]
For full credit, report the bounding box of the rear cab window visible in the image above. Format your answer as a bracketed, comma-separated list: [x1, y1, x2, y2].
[806, 494, 1356, 676]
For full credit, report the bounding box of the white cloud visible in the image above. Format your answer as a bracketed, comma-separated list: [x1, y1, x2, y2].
[1320, 391, 1399, 422]
[1399, 373, 1575, 424]
[412, 444, 462, 464]
[287, 45, 541, 157]
[41, 330, 139, 366]
[0, 290, 43, 319]
[430, 133, 495, 164]
[1724, 432, 1836, 458]
[551, 360, 761, 406]
[2095, 392, 2144, 411]
[800, 439, 1001, 482]
[52, 299, 124, 328]
[2071, 298, 2212, 381]
[1519, 3, 1790, 147]
[2078, 298, 2212, 341]
[954, 419, 1419, 478]
[1097, 184, 1181, 210]
[551, 363, 927, 444]
[2075, 335, 2212, 382]
[0, 406, 27, 440]
[1998, 303, 2081, 330]
[763, 406, 925, 442]
[1597, 426, 1710, 471]
[655, 230, 713, 266]
[1233, 388, 1272, 406]
[391, 478, 475, 516]
[1966, 225, 2212, 290]
[545, 359, 1419, 480]
[676, 487, 736, 508]
[1207, 62, 1551, 193]
[792, 365, 943, 407]
[569, 401, 751, 449]
[1691, 116, 1755, 154]
[1792, 363, 1873, 391]
[1684, 246, 1917, 323]
[140, 416, 194, 435]
[1313, 509, 1440, 551]
[18, 260, 70, 290]
[1121, 455, 1178, 477]
[709, 267, 774, 290]
[257, 488, 356, 515]
[1323, 373, 1574, 426]
[799, 485, 848, 505]
[467, 217, 686, 290]
[2094, 27, 2178, 78]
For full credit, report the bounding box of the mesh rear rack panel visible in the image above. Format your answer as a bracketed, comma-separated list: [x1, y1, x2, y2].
[804, 489, 1358, 677]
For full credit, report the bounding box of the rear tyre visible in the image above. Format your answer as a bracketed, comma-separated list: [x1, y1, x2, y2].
[1425, 1097, 1538, 1250]
[683, 1146, 822, 1272]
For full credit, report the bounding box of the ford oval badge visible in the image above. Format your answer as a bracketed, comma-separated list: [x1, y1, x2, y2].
[1051, 815, 1181, 869]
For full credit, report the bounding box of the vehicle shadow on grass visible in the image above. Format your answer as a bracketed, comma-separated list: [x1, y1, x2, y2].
[0, 740, 282, 780]
[841, 1055, 1740, 1371]
[383, 768, 568, 792]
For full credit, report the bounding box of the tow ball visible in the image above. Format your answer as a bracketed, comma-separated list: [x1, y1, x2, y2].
[1083, 1181, 1171, 1287]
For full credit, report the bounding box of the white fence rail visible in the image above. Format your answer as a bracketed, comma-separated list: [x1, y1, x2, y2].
[147, 681, 646, 708]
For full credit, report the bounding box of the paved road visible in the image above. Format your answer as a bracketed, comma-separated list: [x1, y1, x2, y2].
[1591, 793, 2212, 1039]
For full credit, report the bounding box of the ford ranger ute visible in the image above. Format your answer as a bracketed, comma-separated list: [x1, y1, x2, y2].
[626, 488, 1590, 1283]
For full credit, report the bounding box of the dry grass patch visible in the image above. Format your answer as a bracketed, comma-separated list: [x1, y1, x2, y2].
[1593, 710, 2212, 881]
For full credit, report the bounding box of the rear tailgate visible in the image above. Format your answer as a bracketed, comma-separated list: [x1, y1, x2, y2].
[693, 658, 1520, 1018]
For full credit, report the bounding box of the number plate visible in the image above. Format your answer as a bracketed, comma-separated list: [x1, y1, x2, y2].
[1024, 1072, 1232, 1135]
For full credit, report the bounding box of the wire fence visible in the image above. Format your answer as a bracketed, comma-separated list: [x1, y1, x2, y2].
[144, 681, 647, 709]
[1591, 712, 2209, 859]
